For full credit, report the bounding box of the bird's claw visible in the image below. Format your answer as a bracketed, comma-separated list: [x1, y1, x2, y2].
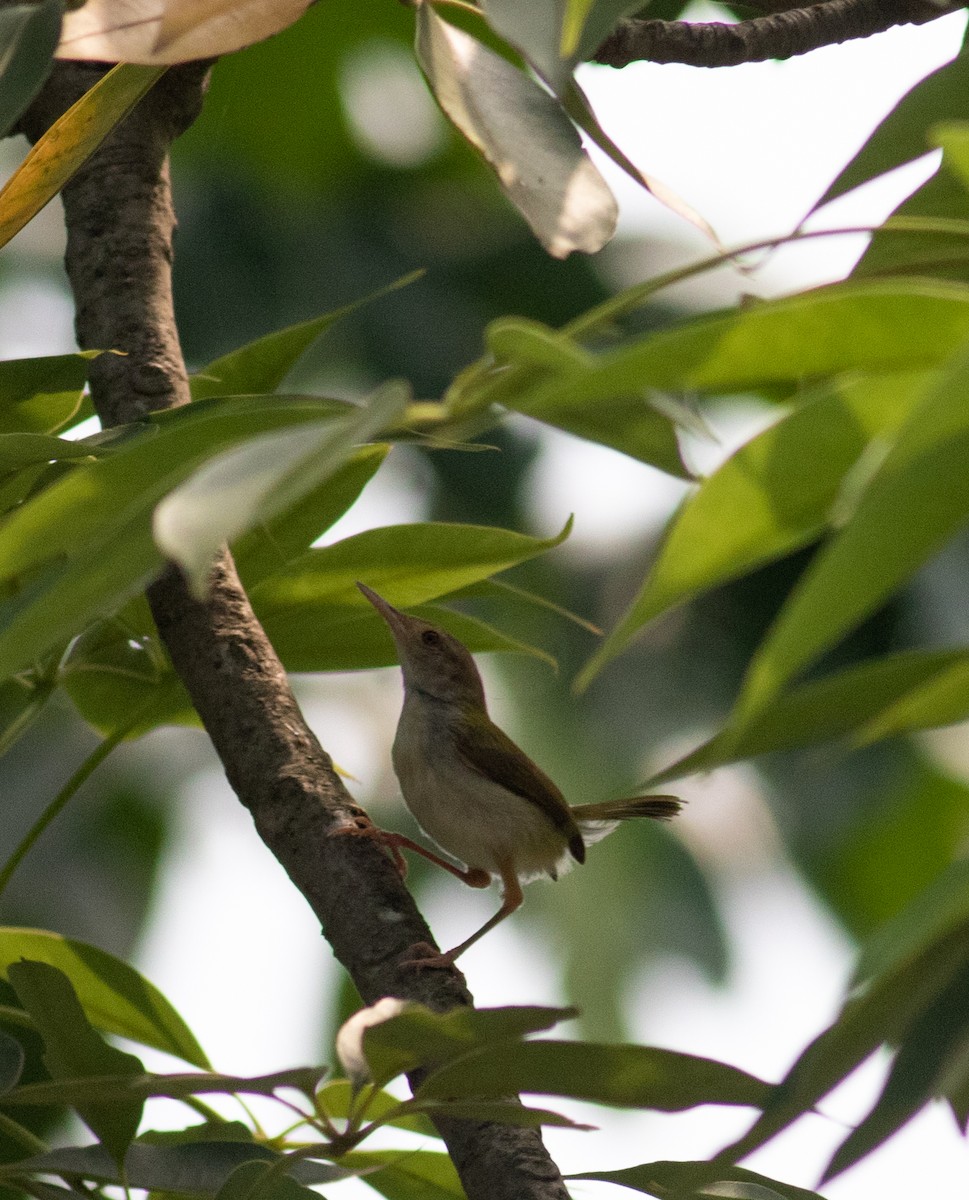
[399, 941, 458, 971]
[332, 812, 408, 878]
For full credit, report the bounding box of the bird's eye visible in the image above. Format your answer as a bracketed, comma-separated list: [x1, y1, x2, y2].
[421, 630, 442, 647]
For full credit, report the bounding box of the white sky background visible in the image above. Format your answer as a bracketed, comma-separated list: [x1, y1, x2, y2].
[4, 4, 969, 1197]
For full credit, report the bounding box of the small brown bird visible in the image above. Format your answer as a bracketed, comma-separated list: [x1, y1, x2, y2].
[358, 583, 681, 967]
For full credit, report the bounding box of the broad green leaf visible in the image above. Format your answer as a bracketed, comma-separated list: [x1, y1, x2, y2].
[9, 961, 144, 1162]
[405, 1098, 589, 1130]
[540, 280, 969, 402]
[0, 353, 95, 435]
[214, 1161, 322, 1200]
[4, 1064, 327, 1108]
[153, 384, 408, 596]
[6, 1142, 346, 1192]
[61, 617, 197, 738]
[261, 600, 556, 673]
[337, 999, 574, 1088]
[416, 4, 617, 258]
[812, 45, 969, 214]
[487, 318, 690, 478]
[58, 0, 311, 64]
[251, 518, 573, 613]
[0, 395, 348, 682]
[0, 432, 93, 472]
[418, 1039, 770, 1111]
[335, 1149, 464, 1200]
[233, 445, 388, 587]
[0, 928, 209, 1067]
[0, 63, 164, 250]
[579, 379, 924, 689]
[649, 649, 969, 785]
[571, 1160, 825, 1200]
[190, 272, 421, 401]
[856, 653, 969, 744]
[0, 1029, 24, 1094]
[735, 343, 969, 721]
[0, 0, 62, 138]
[936, 120, 969, 195]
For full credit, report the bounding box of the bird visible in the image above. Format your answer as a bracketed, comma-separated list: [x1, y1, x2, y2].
[356, 582, 681, 968]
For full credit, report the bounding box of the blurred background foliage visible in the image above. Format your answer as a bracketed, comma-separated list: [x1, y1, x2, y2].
[1, 0, 968, 1064]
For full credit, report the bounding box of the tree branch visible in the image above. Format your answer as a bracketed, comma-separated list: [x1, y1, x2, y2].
[16, 62, 570, 1200]
[593, 0, 961, 68]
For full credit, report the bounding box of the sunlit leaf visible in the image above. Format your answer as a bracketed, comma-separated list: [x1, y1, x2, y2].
[0, 353, 96, 435]
[153, 384, 408, 596]
[734, 343, 969, 722]
[336, 1149, 464, 1200]
[58, 0, 311, 64]
[416, 4, 616, 258]
[0, 64, 164, 250]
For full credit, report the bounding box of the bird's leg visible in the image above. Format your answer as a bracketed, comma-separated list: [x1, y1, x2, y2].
[402, 859, 523, 969]
[333, 814, 490, 888]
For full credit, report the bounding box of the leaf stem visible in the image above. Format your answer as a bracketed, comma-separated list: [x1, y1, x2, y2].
[0, 713, 143, 902]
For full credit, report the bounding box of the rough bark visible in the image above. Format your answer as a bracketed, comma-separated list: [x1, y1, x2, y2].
[17, 61, 570, 1200]
[594, 0, 960, 68]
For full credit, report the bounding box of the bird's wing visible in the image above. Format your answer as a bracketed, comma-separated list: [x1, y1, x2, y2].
[451, 714, 585, 863]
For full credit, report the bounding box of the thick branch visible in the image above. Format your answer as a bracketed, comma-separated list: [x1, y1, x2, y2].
[18, 62, 570, 1200]
[594, 0, 960, 68]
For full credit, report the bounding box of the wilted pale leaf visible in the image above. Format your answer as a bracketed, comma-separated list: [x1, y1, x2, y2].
[416, 4, 616, 258]
[57, 0, 311, 64]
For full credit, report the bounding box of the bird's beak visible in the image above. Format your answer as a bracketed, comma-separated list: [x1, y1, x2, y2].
[357, 582, 412, 639]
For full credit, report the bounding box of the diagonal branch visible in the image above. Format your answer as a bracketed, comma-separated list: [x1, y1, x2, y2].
[593, 0, 961, 68]
[16, 61, 570, 1200]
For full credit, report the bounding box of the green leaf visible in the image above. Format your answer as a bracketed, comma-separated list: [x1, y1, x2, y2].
[0, 1029, 24, 1094]
[0, 394, 347, 683]
[315, 1079, 438, 1137]
[416, 4, 616, 258]
[190, 271, 422, 401]
[8, 961, 144, 1162]
[0, 0, 62, 138]
[0, 63, 165, 250]
[571, 1160, 826, 1200]
[568, 0, 646, 59]
[0, 928, 209, 1067]
[417, 1039, 770, 1111]
[578, 378, 924, 689]
[935, 120, 969, 196]
[252, 518, 573, 613]
[6, 1142, 347, 1193]
[262, 600, 556, 673]
[0, 669, 57, 757]
[335, 1149, 464, 1200]
[61, 616, 197, 738]
[812, 44, 969, 214]
[233, 445, 388, 587]
[337, 999, 574, 1089]
[214, 1161, 324, 1200]
[735, 343, 969, 722]
[0, 432, 94, 472]
[648, 648, 969, 785]
[153, 384, 408, 596]
[721, 921, 969, 1164]
[822, 959, 969, 1182]
[0, 353, 95, 435]
[4, 1064, 327, 1109]
[529, 280, 969, 403]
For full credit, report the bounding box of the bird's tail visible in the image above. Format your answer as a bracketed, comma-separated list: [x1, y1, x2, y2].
[571, 795, 682, 823]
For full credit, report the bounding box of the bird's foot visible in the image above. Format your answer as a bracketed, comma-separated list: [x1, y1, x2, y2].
[399, 941, 460, 971]
[332, 811, 408, 878]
